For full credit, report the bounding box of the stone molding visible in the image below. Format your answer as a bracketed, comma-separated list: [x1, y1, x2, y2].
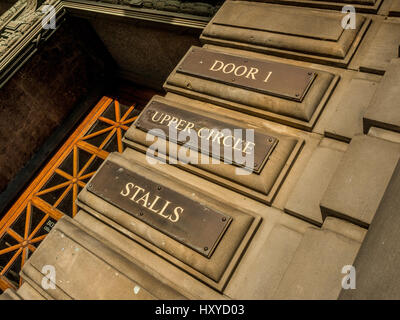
[0, 0, 64, 87]
[0, 0, 211, 88]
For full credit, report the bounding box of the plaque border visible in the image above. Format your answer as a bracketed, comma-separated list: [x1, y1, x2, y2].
[77, 152, 262, 292]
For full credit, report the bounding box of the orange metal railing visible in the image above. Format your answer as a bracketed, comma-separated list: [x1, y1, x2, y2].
[0, 97, 140, 291]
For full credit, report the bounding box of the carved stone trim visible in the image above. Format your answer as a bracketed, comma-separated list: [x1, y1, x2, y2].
[0, 0, 212, 88]
[0, 0, 63, 87]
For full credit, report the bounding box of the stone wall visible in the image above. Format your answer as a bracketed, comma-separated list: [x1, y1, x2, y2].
[89, 17, 201, 89]
[0, 17, 113, 193]
[0, 1, 15, 16]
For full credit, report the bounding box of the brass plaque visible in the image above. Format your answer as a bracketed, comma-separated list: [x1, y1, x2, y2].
[87, 161, 232, 258]
[177, 47, 316, 102]
[134, 100, 278, 173]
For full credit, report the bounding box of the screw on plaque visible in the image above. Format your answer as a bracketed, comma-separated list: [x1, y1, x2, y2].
[204, 247, 208, 251]
[268, 138, 273, 142]
[157, 186, 162, 191]
[222, 217, 226, 222]
[139, 211, 144, 216]
[89, 184, 93, 188]
[295, 93, 300, 97]
[308, 72, 313, 76]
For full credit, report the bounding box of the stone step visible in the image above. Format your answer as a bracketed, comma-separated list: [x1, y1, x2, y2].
[249, 0, 383, 13]
[390, 0, 400, 16]
[340, 159, 400, 299]
[320, 134, 400, 227]
[77, 150, 262, 293]
[273, 217, 365, 299]
[324, 78, 378, 142]
[284, 144, 345, 226]
[224, 209, 312, 300]
[17, 214, 192, 300]
[200, 1, 370, 67]
[353, 20, 400, 75]
[363, 59, 400, 134]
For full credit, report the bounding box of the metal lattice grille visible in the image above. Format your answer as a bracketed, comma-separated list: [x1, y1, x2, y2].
[0, 97, 140, 291]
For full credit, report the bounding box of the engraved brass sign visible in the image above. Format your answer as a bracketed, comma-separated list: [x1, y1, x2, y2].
[87, 161, 232, 258]
[177, 47, 316, 102]
[134, 100, 278, 173]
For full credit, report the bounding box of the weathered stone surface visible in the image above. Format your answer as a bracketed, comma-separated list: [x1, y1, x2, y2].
[271, 128, 322, 211]
[314, 0, 376, 3]
[200, 1, 369, 67]
[251, 0, 382, 13]
[73, 210, 223, 299]
[0, 288, 21, 300]
[363, 59, 400, 134]
[142, 0, 223, 16]
[340, 159, 400, 300]
[124, 95, 304, 204]
[89, 17, 201, 89]
[356, 21, 400, 74]
[0, 18, 111, 194]
[285, 146, 344, 226]
[368, 127, 400, 144]
[322, 217, 367, 243]
[19, 215, 190, 300]
[2, 0, 400, 301]
[273, 225, 362, 299]
[190, 45, 381, 138]
[0, 0, 15, 16]
[14, 283, 45, 300]
[320, 134, 400, 227]
[229, 225, 301, 300]
[325, 78, 378, 142]
[165, 46, 337, 130]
